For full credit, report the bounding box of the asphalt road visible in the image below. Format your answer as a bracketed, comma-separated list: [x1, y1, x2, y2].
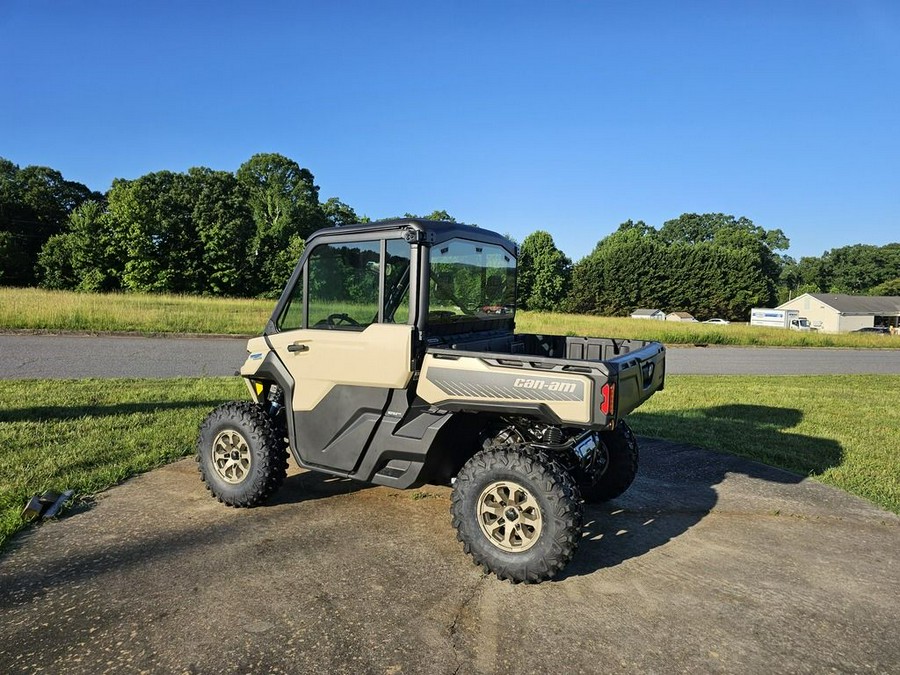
[2, 333, 900, 378]
[1, 440, 897, 674]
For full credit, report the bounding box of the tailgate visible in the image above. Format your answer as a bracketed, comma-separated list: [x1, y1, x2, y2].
[606, 342, 666, 418]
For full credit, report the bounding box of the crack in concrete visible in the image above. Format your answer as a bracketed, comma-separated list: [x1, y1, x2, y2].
[446, 573, 487, 674]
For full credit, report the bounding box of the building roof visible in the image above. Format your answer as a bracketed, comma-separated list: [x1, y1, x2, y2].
[631, 308, 663, 316]
[667, 311, 695, 318]
[781, 293, 900, 315]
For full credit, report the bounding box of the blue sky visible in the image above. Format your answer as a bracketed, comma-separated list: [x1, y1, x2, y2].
[2, 1, 898, 263]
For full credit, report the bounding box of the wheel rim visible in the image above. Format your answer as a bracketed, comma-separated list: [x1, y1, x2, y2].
[211, 430, 252, 484]
[476, 480, 543, 553]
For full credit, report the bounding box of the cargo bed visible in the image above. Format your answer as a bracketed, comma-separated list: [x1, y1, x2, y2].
[419, 332, 666, 429]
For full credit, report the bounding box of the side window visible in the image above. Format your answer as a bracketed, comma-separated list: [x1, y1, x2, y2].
[384, 239, 411, 324]
[308, 240, 380, 330]
[277, 274, 304, 331]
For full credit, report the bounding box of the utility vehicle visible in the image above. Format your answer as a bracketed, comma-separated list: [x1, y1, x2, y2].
[197, 219, 666, 582]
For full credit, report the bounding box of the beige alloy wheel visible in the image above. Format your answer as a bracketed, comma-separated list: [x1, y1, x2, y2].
[476, 480, 543, 552]
[211, 430, 252, 484]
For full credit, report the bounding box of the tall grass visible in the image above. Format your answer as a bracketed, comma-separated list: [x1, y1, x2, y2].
[2, 288, 898, 348]
[516, 311, 900, 349]
[0, 287, 272, 334]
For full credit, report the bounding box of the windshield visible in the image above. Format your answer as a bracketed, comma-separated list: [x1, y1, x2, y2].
[428, 238, 516, 322]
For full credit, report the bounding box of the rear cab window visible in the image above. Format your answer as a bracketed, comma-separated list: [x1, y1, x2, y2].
[428, 238, 516, 326]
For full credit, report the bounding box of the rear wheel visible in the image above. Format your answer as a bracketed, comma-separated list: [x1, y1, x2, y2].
[196, 401, 288, 507]
[579, 421, 639, 503]
[451, 447, 583, 583]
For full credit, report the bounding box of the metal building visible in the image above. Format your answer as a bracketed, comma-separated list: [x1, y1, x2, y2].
[777, 293, 900, 333]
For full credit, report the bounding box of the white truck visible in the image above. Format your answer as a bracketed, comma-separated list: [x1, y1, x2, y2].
[750, 308, 812, 331]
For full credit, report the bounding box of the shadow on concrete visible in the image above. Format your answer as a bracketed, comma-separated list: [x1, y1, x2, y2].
[268, 471, 373, 507]
[0, 470, 376, 608]
[558, 404, 843, 580]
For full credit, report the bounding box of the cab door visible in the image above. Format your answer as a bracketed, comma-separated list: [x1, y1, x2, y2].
[267, 237, 415, 473]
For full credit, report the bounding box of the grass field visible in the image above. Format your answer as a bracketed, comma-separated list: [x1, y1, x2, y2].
[0, 287, 272, 334]
[2, 287, 899, 348]
[1, 375, 897, 549]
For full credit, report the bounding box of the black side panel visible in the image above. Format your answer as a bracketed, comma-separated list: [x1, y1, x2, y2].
[294, 386, 391, 473]
[352, 388, 454, 488]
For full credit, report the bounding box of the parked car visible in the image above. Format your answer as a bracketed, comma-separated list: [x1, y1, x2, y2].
[703, 318, 730, 324]
[852, 326, 890, 335]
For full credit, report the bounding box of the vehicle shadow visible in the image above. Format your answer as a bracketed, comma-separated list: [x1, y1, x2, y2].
[268, 470, 373, 506]
[558, 405, 843, 580]
[0, 400, 229, 424]
[0, 469, 375, 606]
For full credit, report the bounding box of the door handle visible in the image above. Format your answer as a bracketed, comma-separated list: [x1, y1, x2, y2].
[287, 343, 309, 353]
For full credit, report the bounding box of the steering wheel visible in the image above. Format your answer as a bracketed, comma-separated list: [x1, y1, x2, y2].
[325, 313, 360, 326]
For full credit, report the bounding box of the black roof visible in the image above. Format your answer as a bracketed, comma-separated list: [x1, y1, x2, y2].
[782, 293, 900, 315]
[306, 218, 517, 256]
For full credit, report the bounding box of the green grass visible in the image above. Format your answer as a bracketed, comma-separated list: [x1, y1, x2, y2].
[517, 311, 900, 349]
[1, 375, 897, 550]
[0, 377, 244, 549]
[629, 375, 900, 514]
[3, 287, 899, 348]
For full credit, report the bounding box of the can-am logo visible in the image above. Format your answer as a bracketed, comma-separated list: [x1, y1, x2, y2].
[513, 378, 577, 394]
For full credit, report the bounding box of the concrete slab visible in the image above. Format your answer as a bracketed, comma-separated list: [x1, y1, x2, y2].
[0, 439, 897, 674]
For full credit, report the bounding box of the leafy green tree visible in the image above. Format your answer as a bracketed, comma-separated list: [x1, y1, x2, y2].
[237, 153, 325, 294]
[105, 172, 201, 293]
[795, 243, 900, 295]
[189, 168, 255, 296]
[517, 230, 571, 311]
[564, 214, 782, 320]
[0, 157, 99, 286]
[35, 233, 76, 290]
[659, 213, 788, 251]
[37, 200, 122, 291]
[269, 235, 307, 299]
[871, 277, 900, 295]
[660, 213, 786, 309]
[825, 244, 900, 294]
[322, 197, 360, 227]
[563, 254, 603, 314]
[403, 210, 456, 222]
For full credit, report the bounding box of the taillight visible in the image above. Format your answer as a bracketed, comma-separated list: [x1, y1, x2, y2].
[600, 382, 616, 417]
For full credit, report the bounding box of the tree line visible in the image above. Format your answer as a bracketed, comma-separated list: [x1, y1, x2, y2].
[2, 154, 898, 318]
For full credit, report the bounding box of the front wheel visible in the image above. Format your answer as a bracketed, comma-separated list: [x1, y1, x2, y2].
[196, 401, 288, 507]
[451, 447, 583, 583]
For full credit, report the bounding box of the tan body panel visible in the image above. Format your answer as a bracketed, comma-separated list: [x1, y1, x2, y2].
[239, 336, 272, 401]
[266, 324, 414, 411]
[418, 353, 592, 425]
